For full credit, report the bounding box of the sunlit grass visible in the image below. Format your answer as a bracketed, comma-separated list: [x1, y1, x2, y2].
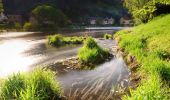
[103, 33, 113, 39]
[115, 14, 170, 99]
[78, 37, 110, 69]
[48, 34, 84, 47]
[0, 68, 63, 100]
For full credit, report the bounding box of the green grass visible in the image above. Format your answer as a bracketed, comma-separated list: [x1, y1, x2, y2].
[115, 14, 170, 99]
[48, 34, 84, 47]
[104, 33, 113, 39]
[78, 37, 110, 68]
[0, 68, 63, 100]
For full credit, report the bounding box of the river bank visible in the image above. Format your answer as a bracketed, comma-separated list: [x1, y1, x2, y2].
[115, 14, 170, 99]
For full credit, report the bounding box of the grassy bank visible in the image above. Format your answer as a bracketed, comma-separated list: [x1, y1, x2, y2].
[48, 34, 84, 47]
[0, 68, 63, 100]
[115, 14, 170, 99]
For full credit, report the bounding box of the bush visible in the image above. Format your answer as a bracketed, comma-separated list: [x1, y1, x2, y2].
[78, 37, 110, 66]
[104, 34, 113, 39]
[23, 22, 34, 31]
[0, 68, 63, 100]
[14, 22, 22, 30]
[48, 34, 84, 47]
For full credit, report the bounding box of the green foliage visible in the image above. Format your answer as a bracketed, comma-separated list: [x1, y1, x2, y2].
[123, 75, 167, 100]
[32, 5, 68, 30]
[84, 37, 99, 49]
[14, 22, 22, 30]
[104, 34, 113, 39]
[48, 34, 63, 47]
[23, 22, 34, 31]
[0, 24, 15, 30]
[78, 37, 110, 66]
[0, 0, 3, 12]
[1, 74, 25, 99]
[115, 14, 170, 99]
[0, 68, 63, 100]
[48, 34, 84, 47]
[124, 0, 170, 24]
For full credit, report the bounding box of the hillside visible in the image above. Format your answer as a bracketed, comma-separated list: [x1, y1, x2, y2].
[115, 14, 170, 99]
[2, 0, 128, 24]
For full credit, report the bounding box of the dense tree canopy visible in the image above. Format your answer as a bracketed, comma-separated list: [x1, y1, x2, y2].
[32, 5, 68, 30]
[124, 0, 170, 24]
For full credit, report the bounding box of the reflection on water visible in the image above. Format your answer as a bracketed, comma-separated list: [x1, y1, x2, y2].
[0, 40, 36, 77]
[0, 30, 118, 78]
[0, 39, 81, 77]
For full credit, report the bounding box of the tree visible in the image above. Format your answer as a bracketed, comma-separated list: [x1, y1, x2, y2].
[124, 0, 170, 24]
[0, 0, 4, 12]
[32, 5, 68, 30]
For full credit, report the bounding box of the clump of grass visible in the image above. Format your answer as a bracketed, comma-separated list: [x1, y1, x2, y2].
[48, 34, 84, 47]
[0, 68, 63, 100]
[123, 75, 167, 100]
[1, 74, 25, 99]
[115, 14, 170, 99]
[78, 37, 110, 68]
[48, 34, 63, 46]
[104, 34, 113, 39]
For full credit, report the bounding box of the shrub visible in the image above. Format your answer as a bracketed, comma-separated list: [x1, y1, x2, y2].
[0, 68, 63, 100]
[104, 34, 113, 39]
[23, 22, 34, 31]
[14, 22, 22, 30]
[78, 37, 110, 66]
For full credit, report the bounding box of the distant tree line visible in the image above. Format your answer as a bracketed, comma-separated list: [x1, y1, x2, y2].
[3, 0, 125, 24]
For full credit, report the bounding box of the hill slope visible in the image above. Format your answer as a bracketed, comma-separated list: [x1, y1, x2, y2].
[115, 14, 170, 99]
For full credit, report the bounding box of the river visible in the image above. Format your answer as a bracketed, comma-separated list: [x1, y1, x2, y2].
[0, 27, 130, 100]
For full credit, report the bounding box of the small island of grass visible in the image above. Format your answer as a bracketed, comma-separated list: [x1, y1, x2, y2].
[78, 37, 111, 69]
[52, 37, 113, 70]
[48, 34, 85, 47]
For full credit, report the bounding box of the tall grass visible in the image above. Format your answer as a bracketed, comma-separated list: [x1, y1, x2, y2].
[78, 37, 110, 67]
[0, 68, 63, 100]
[115, 14, 170, 99]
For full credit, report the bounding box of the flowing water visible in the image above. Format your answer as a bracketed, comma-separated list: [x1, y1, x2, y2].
[0, 27, 130, 100]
